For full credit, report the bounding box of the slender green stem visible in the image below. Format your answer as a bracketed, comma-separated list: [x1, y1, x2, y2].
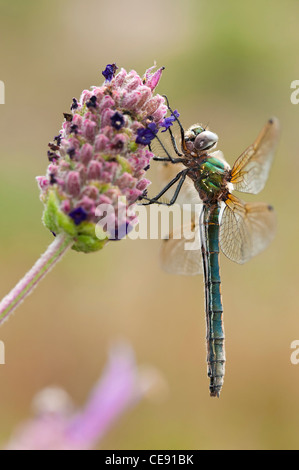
[0, 234, 73, 325]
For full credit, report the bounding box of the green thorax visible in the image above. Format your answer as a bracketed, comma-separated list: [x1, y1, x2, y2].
[193, 156, 228, 203]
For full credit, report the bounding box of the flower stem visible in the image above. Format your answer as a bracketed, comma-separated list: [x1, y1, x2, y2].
[0, 234, 73, 325]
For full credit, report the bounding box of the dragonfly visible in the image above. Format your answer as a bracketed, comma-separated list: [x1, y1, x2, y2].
[143, 97, 280, 397]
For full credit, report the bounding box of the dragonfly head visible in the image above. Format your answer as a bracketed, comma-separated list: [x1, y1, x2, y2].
[184, 125, 218, 154]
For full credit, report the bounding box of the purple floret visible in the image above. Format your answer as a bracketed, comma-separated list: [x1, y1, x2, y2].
[69, 207, 88, 225]
[136, 123, 158, 145]
[160, 109, 180, 132]
[102, 63, 118, 82]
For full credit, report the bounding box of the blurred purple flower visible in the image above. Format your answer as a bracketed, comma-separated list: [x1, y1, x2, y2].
[5, 343, 164, 450]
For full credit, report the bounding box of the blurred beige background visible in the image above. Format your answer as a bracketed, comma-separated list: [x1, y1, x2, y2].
[0, 0, 298, 450]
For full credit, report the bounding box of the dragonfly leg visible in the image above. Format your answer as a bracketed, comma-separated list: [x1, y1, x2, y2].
[141, 169, 189, 206]
[149, 136, 174, 163]
[153, 156, 187, 163]
[167, 127, 183, 157]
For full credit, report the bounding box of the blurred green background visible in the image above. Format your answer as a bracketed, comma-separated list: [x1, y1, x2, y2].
[0, 0, 299, 450]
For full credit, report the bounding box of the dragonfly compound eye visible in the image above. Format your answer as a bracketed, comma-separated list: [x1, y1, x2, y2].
[194, 130, 218, 152]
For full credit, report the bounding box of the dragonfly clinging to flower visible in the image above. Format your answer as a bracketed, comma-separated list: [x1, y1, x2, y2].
[142, 97, 280, 397]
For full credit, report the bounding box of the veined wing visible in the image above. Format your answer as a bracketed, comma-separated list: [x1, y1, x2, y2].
[160, 219, 203, 275]
[230, 118, 280, 194]
[219, 194, 276, 264]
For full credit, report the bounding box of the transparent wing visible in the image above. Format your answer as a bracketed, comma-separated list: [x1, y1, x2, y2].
[230, 117, 280, 194]
[160, 220, 203, 275]
[219, 194, 276, 264]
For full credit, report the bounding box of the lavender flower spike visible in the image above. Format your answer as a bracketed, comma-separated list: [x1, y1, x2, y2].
[37, 63, 167, 252]
[5, 343, 165, 450]
[0, 64, 167, 324]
